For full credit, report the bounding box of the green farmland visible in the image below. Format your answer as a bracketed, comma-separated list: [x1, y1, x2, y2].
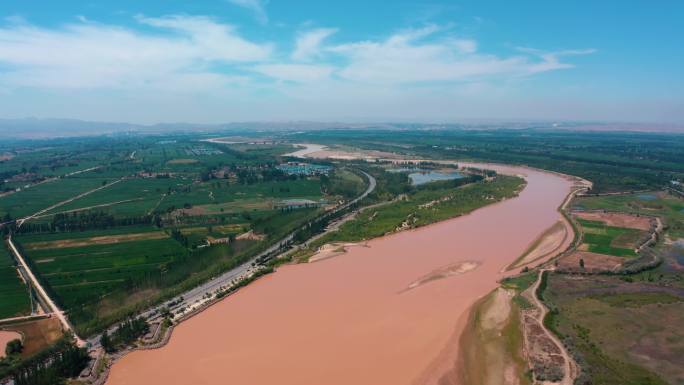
[39, 177, 190, 218]
[0, 171, 125, 219]
[577, 218, 640, 257]
[0, 244, 30, 318]
[16, 229, 189, 329]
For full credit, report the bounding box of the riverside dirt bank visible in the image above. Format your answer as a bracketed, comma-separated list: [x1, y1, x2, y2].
[105, 164, 574, 385]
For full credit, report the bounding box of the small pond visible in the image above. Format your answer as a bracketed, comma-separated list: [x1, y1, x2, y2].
[409, 170, 464, 186]
[637, 193, 657, 201]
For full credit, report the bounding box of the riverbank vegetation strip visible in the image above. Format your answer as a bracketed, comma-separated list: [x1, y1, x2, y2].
[294, 175, 525, 262]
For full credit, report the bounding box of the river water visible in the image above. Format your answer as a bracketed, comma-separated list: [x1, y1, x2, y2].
[106, 164, 573, 385]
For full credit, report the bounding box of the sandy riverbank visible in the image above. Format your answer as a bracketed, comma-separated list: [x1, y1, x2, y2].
[105, 162, 573, 385]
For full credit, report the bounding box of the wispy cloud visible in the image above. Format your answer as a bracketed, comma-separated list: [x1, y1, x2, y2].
[226, 0, 268, 24]
[327, 26, 594, 84]
[291, 28, 337, 61]
[0, 15, 270, 88]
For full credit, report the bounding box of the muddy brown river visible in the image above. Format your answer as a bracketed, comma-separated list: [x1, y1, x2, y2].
[106, 164, 573, 385]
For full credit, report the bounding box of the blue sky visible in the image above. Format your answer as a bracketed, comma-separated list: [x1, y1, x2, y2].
[0, 0, 682, 124]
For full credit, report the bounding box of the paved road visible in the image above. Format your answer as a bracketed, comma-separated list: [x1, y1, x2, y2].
[86, 169, 376, 349]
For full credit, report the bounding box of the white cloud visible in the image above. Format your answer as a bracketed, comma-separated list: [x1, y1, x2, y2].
[0, 17, 602, 122]
[136, 15, 271, 61]
[226, 0, 268, 24]
[291, 28, 337, 61]
[329, 27, 594, 84]
[0, 15, 271, 88]
[253, 64, 335, 82]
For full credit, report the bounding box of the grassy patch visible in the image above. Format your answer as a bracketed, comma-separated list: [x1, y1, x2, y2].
[502, 272, 537, 309]
[545, 274, 679, 385]
[591, 291, 683, 308]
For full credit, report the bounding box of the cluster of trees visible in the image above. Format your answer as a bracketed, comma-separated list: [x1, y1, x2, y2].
[320, 171, 364, 199]
[100, 317, 150, 353]
[4, 339, 22, 356]
[235, 167, 297, 185]
[170, 228, 190, 248]
[417, 174, 485, 191]
[2, 335, 89, 385]
[13, 211, 154, 234]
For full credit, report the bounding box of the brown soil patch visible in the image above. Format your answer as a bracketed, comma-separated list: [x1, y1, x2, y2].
[573, 211, 652, 230]
[1, 317, 63, 357]
[558, 251, 624, 273]
[0, 331, 21, 358]
[166, 158, 199, 164]
[235, 230, 265, 241]
[24, 231, 169, 250]
[178, 200, 272, 216]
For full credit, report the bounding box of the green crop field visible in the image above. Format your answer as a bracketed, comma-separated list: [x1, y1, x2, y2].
[16, 229, 189, 326]
[157, 178, 323, 212]
[0, 244, 31, 319]
[577, 218, 640, 257]
[0, 172, 123, 219]
[40, 177, 190, 218]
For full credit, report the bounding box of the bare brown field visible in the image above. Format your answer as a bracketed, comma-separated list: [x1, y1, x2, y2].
[558, 251, 624, 272]
[1, 317, 63, 357]
[573, 211, 652, 230]
[23, 231, 169, 250]
[178, 200, 273, 215]
[0, 331, 21, 358]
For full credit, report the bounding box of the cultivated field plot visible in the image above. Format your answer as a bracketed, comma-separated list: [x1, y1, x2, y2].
[0, 170, 124, 219]
[137, 141, 251, 173]
[545, 274, 684, 385]
[16, 228, 188, 318]
[574, 191, 684, 238]
[0, 244, 30, 319]
[159, 179, 323, 213]
[576, 218, 643, 257]
[39, 177, 190, 218]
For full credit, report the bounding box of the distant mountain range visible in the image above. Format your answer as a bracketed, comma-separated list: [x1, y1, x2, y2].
[0, 118, 681, 139]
